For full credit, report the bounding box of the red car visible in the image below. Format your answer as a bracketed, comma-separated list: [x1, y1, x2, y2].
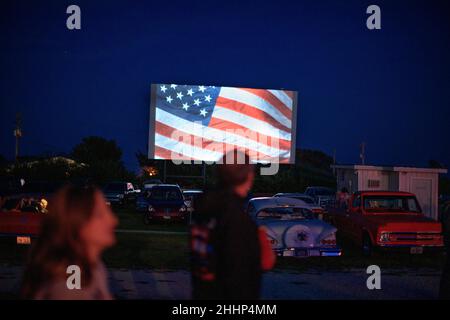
[142, 184, 188, 224]
[329, 191, 444, 255]
[0, 195, 48, 244]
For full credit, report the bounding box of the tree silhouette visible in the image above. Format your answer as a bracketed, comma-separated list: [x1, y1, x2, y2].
[72, 136, 127, 183]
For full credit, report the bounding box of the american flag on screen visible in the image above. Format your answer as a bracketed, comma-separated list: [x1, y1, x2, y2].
[152, 84, 295, 163]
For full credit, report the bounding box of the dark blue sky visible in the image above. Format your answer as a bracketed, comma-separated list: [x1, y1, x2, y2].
[1, 0, 449, 172]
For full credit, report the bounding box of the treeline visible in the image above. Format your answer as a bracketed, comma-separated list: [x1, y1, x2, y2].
[2, 135, 448, 195]
[0, 136, 134, 188]
[137, 149, 337, 193]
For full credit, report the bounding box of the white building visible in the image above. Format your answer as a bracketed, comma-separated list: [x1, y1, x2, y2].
[331, 165, 447, 220]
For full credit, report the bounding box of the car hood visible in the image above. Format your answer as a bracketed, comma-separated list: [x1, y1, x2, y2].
[148, 199, 184, 209]
[365, 213, 442, 232]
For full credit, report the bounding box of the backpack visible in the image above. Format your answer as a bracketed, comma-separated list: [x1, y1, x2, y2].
[190, 218, 217, 282]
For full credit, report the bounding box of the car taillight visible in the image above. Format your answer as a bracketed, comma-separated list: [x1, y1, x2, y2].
[320, 234, 336, 246]
[312, 208, 324, 213]
[267, 236, 278, 246]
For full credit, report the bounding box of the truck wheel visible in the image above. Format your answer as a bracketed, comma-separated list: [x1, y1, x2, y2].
[362, 234, 373, 257]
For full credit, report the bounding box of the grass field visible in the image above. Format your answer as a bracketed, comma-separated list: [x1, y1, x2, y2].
[113, 206, 189, 233]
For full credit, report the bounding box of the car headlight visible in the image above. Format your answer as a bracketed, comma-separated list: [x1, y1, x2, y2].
[379, 232, 390, 242]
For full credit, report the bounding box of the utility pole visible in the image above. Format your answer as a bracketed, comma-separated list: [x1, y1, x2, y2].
[360, 142, 365, 165]
[13, 113, 22, 161]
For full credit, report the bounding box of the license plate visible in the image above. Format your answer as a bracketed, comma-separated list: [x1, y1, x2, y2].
[410, 247, 423, 254]
[282, 250, 295, 257]
[163, 215, 171, 220]
[17, 236, 31, 245]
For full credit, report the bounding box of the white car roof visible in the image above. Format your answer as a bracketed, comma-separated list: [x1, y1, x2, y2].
[248, 197, 309, 212]
[150, 184, 180, 188]
[182, 189, 203, 193]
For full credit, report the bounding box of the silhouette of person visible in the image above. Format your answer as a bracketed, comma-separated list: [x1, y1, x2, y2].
[21, 184, 118, 299]
[190, 149, 275, 300]
[440, 201, 450, 299]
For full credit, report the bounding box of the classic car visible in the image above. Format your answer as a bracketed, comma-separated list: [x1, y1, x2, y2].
[246, 197, 342, 257]
[142, 184, 188, 223]
[328, 191, 444, 256]
[0, 194, 49, 244]
[273, 193, 325, 216]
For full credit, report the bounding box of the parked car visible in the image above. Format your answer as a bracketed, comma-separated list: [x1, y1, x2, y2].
[246, 197, 342, 257]
[103, 182, 139, 206]
[305, 186, 336, 208]
[142, 184, 188, 224]
[273, 193, 325, 216]
[0, 194, 49, 245]
[328, 191, 444, 256]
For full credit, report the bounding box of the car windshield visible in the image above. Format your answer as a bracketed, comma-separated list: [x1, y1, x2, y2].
[256, 207, 315, 220]
[1, 198, 21, 211]
[104, 183, 125, 192]
[363, 196, 421, 213]
[149, 187, 182, 201]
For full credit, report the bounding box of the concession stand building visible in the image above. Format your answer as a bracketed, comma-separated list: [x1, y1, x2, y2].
[331, 165, 447, 220]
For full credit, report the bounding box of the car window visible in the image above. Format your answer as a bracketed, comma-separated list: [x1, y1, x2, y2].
[295, 196, 314, 204]
[21, 200, 40, 213]
[352, 195, 361, 208]
[363, 196, 421, 213]
[149, 188, 182, 201]
[256, 207, 314, 220]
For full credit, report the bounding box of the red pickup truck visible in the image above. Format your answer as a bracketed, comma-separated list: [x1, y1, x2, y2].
[329, 191, 443, 256]
[0, 195, 47, 244]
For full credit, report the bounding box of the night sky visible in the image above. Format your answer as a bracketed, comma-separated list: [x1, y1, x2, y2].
[1, 0, 449, 172]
